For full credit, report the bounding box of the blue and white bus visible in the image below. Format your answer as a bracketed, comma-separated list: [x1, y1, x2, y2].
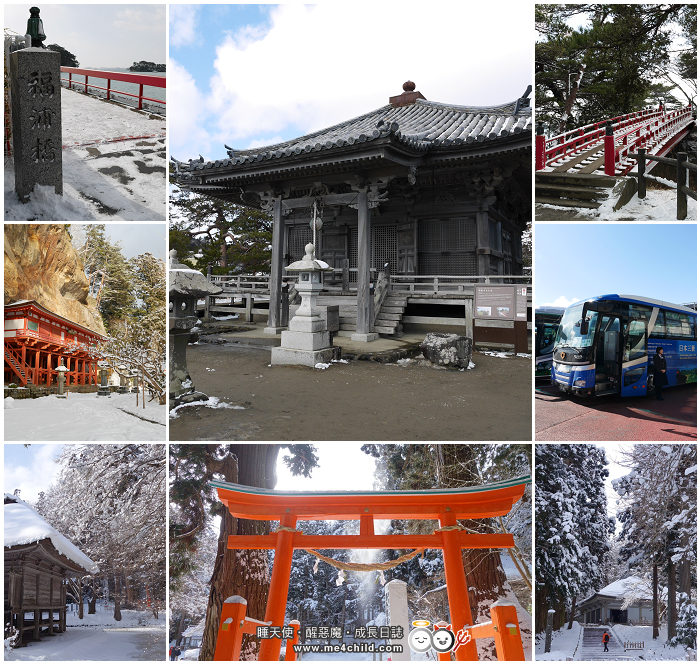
[550, 294, 697, 398]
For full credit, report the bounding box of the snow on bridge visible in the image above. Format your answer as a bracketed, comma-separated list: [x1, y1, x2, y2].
[5, 87, 166, 221]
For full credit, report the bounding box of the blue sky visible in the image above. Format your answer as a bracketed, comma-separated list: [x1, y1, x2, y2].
[535, 223, 697, 308]
[169, 3, 532, 163]
[4, 444, 64, 504]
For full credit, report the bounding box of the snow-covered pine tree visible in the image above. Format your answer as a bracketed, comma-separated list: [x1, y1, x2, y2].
[535, 444, 611, 634]
[614, 444, 697, 642]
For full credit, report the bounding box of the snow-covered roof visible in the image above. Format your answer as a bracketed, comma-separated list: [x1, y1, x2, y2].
[597, 576, 653, 599]
[182, 620, 205, 638]
[4, 494, 98, 573]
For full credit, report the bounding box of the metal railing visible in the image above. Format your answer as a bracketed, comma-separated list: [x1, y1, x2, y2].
[60, 67, 166, 112]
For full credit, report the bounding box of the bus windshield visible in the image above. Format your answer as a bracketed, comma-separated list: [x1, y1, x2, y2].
[556, 304, 599, 349]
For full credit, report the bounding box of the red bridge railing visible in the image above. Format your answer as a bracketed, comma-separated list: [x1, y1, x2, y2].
[60, 67, 165, 112]
[535, 106, 693, 173]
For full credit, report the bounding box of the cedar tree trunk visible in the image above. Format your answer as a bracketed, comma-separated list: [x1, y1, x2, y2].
[199, 445, 281, 662]
[667, 557, 676, 641]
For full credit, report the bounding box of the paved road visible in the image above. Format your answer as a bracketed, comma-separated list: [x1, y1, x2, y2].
[536, 384, 696, 441]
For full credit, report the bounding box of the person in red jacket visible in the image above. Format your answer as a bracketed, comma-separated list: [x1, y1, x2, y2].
[602, 631, 610, 652]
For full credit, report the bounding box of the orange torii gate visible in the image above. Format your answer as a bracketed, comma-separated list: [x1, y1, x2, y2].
[210, 476, 530, 662]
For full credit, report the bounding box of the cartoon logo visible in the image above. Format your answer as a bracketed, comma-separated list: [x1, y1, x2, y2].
[408, 620, 469, 654]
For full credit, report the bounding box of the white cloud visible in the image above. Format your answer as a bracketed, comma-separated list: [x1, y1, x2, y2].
[4, 444, 64, 504]
[195, 2, 531, 151]
[548, 296, 580, 308]
[170, 5, 200, 48]
[168, 58, 213, 161]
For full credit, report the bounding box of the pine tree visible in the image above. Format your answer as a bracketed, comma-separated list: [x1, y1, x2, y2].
[169, 186, 273, 274]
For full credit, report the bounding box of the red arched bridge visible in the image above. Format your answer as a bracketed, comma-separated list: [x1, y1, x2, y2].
[536, 105, 695, 209]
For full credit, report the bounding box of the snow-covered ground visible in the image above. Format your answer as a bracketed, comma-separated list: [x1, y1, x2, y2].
[538, 186, 697, 221]
[5, 608, 166, 661]
[4, 391, 166, 441]
[5, 87, 166, 221]
[535, 622, 694, 661]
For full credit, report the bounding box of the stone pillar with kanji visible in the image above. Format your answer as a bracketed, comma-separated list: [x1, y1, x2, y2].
[9, 47, 63, 202]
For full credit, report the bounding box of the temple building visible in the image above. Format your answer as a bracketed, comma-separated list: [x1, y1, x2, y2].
[577, 576, 655, 625]
[172, 82, 532, 339]
[4, 493, 98, 644]
[4, 300, 106, 388]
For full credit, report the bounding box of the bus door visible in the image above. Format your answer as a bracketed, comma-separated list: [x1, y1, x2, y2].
[620, 317, 649, 397]
[594, 315, 620, 395]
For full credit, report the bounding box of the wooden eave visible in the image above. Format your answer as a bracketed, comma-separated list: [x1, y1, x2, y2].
[4, 539, 90, 576]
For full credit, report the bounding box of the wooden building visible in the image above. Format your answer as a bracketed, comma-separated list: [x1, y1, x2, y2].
[577, 576, 655, 625]
[172, 82, 531, 339]
[4, 494, 98, 644]
[4, 300, 106, 388]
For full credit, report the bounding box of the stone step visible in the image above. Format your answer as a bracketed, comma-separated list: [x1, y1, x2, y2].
[340, 316, 357, 325]
[535, 195, 602, 209]
[536, 172, 618, 188]
[380, 305, 405, 314]
[384, 297, 408, 306]
[375, 319, 401, 328]
[537, 183, 608, 202]
[373, 326, 396, 334]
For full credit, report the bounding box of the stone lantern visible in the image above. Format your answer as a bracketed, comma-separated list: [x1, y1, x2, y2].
[271, 243, 337, 367]
[55, 361, 68, 397]
[130, 368, 140, 394]
[169, 249, 222, 409]
[97, 361, 111, 397]
[117, 364, 128, 394]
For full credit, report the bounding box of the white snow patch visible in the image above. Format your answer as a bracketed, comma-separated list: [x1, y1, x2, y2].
[4, 392, 166, 441]
[169, 396, 245, 418]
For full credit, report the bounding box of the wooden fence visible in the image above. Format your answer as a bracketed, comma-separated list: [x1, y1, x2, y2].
[636, 150, 697, 220]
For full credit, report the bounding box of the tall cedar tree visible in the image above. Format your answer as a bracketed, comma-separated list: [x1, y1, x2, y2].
[169, 183, 272, 274]
[169, 444, 317, 660]
[536, 4, 689, 132]
[614, 444, 696, 642]
[535, 444, 612, 634]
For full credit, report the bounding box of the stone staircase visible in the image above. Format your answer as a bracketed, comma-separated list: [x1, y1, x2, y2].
[579, 627, 629, 661]
[535, 172, 617, 209]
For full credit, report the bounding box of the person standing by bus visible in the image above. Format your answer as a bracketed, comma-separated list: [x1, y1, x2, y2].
[653, 346, 668, 400]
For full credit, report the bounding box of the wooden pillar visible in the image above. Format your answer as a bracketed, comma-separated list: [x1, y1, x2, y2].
[284, 620, 300, 661]
[67, 356, 72, 386]
[475, 210, 490, 277]
[213, 596, 247, 661]
[465, 298, 474, 341]
[438, 512, 478, 661]
[266, 196, 284, 331]
[258, 514, 297, 661]
[244, 294, 253, 323]
[34, 350, 39, 384]
[491, 600, 525, 661]
[352, 189, 377, 341]
[33, 609, 40, 640]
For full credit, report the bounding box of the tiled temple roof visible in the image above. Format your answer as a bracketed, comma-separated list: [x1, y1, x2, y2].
[173, 86, 531, 174]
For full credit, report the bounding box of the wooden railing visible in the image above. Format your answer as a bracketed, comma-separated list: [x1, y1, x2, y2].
[60, 67, 166, 111]
[388, 275, 532, 294]
[636, 150, 697, 220]
[536, 108, 666, 170]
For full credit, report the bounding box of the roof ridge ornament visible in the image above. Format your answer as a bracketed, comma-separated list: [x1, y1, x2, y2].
[390, 81, 426, 108]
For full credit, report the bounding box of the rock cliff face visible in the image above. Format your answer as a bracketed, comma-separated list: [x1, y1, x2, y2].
[4, 224, 107, 335]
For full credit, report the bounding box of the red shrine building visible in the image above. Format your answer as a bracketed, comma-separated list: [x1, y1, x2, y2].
[4, 301, 106, 388]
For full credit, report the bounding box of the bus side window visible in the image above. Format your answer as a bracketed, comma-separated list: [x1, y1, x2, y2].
[627, 320, 647, 360]
[665, 311, 683, 337]
[651, 311, 666, 338]
[679, 313, 694, 339]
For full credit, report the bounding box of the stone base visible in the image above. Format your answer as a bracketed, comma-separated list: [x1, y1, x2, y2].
[271, 346, 337, 367]
[263, 326, 287, 335]
[280, 329, 331, 350]
[97, 388, 111, 397]
[351, 332, 379, 342]
[117, 386, 129, 394]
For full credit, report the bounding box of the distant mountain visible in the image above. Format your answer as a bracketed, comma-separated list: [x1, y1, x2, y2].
[129, 61, 166, 73]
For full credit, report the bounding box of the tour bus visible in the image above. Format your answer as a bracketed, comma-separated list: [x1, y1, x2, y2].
[535, 308, 564, 383]
[550, 294, 697, 398]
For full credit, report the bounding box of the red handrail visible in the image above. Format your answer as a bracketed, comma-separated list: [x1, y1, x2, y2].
[60, 67, 165, 111]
